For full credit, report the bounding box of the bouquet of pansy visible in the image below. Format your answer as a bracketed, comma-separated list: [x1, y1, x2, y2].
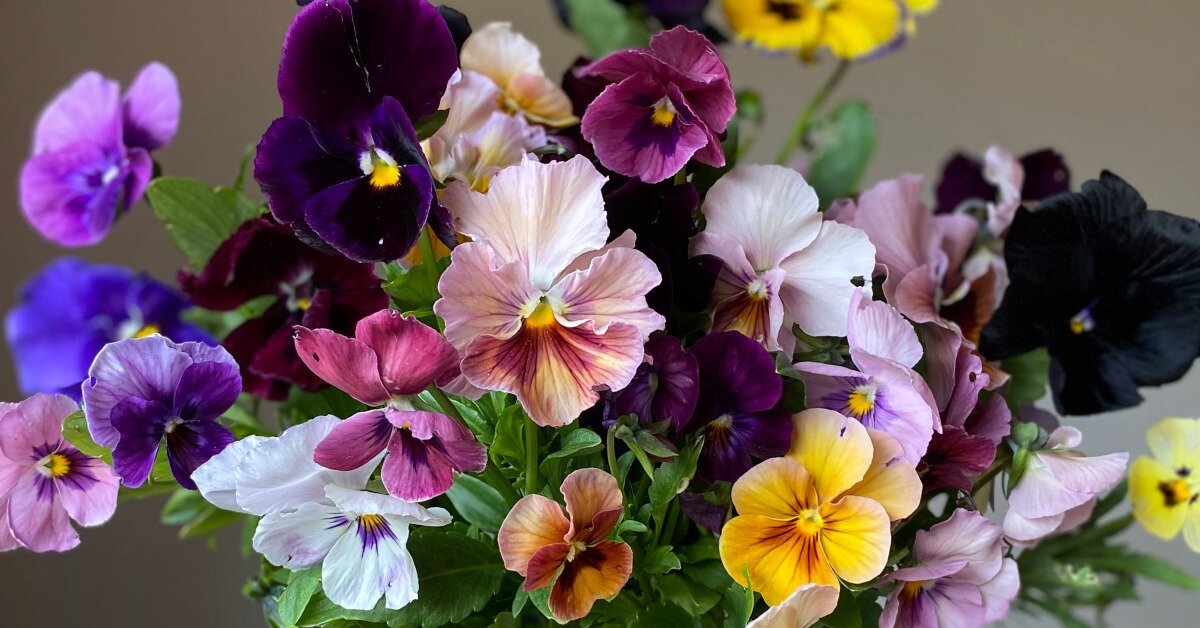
[6, 1, 1200, 626]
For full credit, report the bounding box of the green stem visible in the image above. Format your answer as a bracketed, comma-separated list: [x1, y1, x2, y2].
[524, 415, 540, 495]
[428, 385, 520, 504]
[606, 426, 620, 481]
[971, 452, 1009, 495]
[775, 60, 851, 165]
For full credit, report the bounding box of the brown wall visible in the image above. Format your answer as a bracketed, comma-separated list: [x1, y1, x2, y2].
[0, 1, 1196, 625]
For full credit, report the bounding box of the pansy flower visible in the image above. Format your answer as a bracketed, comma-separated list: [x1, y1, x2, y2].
[254, 0, 460, 261]
[194, 417, 449, 611]
[682, 331, 791, 482]
[720, 0, 902, 60]
[1003, 426, 1127, 545]
[935, 146, 1072, 232]
[980, 172, 1200, 414]
[607, 333, 699, 430]
[180, 218, 388, 400]
[880, 509, 1019, 628]
[579, 26, 736, 183]
[719, 409, 920, 603]
[20, 63, 179, 246]
[498, 468, 633, 622]
[6, 257, 212, 400]
[82, 336, 241, 489]
[0, 394, 118, 553]
[294, 310, 487, 502]
[460, 22, 578, 129]
[1129, 417, 1200, 552]
[692, 165, 876, 350]
[435, 157, 665, 427]
[796, 291, 940, 463]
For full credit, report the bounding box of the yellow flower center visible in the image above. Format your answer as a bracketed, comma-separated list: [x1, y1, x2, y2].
[524, 299, 558, 330]
[901, 580, 927, 599]
[295, 297, 313, 311]
[846, 385, 877, 418]
[358, 514, 388, 532]
[650, 97, 677, 128]
[1159, 478, 1192, 507]
[565, 540, 588, 563]
[362, 148, 403, 189]
[1069, 309, 1095, 335]
[132, 324, 161, 339]
[795, 508, 824, 535]
[38, 453, 71, 478]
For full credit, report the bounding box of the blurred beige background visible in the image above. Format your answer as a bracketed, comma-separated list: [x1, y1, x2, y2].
[0, 1, 1196, 625]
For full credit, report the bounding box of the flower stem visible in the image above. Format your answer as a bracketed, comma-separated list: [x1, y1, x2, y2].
[607, 426, 620, 481]
[524, 415, 540, 495]
[428, 385, 520, 505]
[775, 60, 851, 165]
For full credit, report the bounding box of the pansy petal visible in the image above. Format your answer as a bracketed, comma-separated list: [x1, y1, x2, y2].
[818, 495, 891, 584]
[1037, 451, 1128, 502]
[1129, 457, 1189, 540]
[173, 360, 241, 422]
[980, 558, 1020, 621]
[380, 431, 457, 502]
[294, 326, 390, 405]
[57, 455, 118, 527]
[849, 428, 921, 521]
[461, 22, 544, 93]
[314, 410, 392, 472]
[33, 71, 121, 153]
[730, 456, 814, 519]
[20, 140, 125, 247]
[254, 115, 363, 227]
[498, 494, 571, 576]
[121, 62, 180, 152]
[847, 292, 923, 369]
[747, 583, 840, 628]
[0, 394, 77, 461]
[787, 409, 874, 502]
[914, 508, 1004, 585]
[193, 435, 267, 512]
[355, 311, 460, 397]
[548, 540, 633, 621]
[303, 165, 433, 263]
[435, 242, 540, 349]
[778, 222, 876, 338]
[1146, 417, 1200, 473]
[7, 474, 77, 552]
[109, 397, 170, 488]
[549, 247, 665, 337]
[84, 335, 194, 447]
[320, 517, 408, 611]
[562, 468, 624, 543]
[254, 502, 350, 569]
[166, 420, 235, 490]
[719, 514, 837, 605]
[524, 542, 571, 591]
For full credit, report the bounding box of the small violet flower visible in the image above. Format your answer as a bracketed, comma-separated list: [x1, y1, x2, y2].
[579, 27, 736, 183]
[0, 394, 118, 553]
[5, 257, 212, 400]
[498, 468, 633, 622]
[82, 336, 242, 489]
[20, 63, 179, 246]
[255, 0, 460, 261]
[795, 291, 941, 464]
[1003, 426, 1127, 545]
[607, 333, 699, 430]
[692, 165, 876, 350]
[880, 509, 1019, 628]
[294, 310, 487, 502]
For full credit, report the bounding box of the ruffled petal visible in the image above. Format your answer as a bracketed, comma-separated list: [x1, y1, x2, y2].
[548, 247, 665, 338]
[435, 242, 540, 349]
[355, 311, 460, 397]
[818, 495, 891, 584]
[747, 583, 840, 628]
[293, 326, 390, 405]
[730, 456, 815, 519]
[847, 292, 923, 369]
[498, 494, 571, 576]
[848, 428, 921, 521]
[562, 468, 624, 543]
[0, 394, 77, 462]
[320, 515, 417, 611]
[719, 514, 837, 605]
[313, 410, 392, 472]
[777, 221, 876, 338]
[7, 473, 77, 552]
[787, 409, 874, 503]
[254, 502, 350, 569]
[193, 435, 267, 512]
[548, 540, 633, 621]
[83, 335, 194, 447]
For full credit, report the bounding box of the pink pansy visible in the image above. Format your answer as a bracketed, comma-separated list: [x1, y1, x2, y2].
[691, 165, 876, 350]
[830, 175, 1002, 344]
[795, 292, 940, 463]
[293, 310, 487, 502]
[980, 145, 1024, 236]
[880, 509, 1019, 628]
[0, 394, 118, 553]
[748, 584, 840, 628]
[434, 157, 665, 427]
[1003, 426, 1127, 545]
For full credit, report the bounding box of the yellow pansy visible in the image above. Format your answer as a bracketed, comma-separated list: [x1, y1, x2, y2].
[721, 0, 902, 60]
[902, 0, 939, 35]
[1130, 417, 1200, 552]
[719, 408, 921, 604]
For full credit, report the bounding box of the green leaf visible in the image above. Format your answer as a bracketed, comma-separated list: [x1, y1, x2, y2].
[62, 410, 110, 463]
[632, 603, 693, 627]
[382, 529, 506, 627]
[806, 99, 876, 208]
[414, 110, 451, 141]
[161, 489, 208, 526]
[491, 405, 527, 463]
[616, 518, 649, 537]
[526, 586, 565, 624]
[722, 579, 753, 628]
[278, 567, 322, 627]
[562, 0, 652, 57]
[643, 545, 682, 575]
[381, 259, 449, 323]
[545, 428, 603, 462]
[631, 429, 677, 459]
[223, 403, 271, 437]
[146, 177, 264, 269]
[1078, 548, 1200, 590]
[1002, 348, 1051, 408]
[1091, 478, 1128, 521]
[819, 587, 861, 628]
[649, 440, 702, 510]
[445, 474, 509, 534]
[280, 387, 368, 426]
[179, 505, 244, 541]
[657, 573, 723, 615]
[297, 595, 393, 626]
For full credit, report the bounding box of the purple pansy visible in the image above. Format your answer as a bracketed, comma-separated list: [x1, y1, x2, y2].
[20, 63, 179, 246]
[82, 336, 242, 489]
[0, 394, 118, 553]
[608, 333, 700, 430]
[254, 0, 460, 262]
[5, 257, 212, 401]
[935, 147, 1071, 217]
[579, 26, 735, 183]
[682, 331, 791, 482]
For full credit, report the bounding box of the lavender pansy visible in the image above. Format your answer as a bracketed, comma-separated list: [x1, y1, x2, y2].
[795, 291, 940, 463]
[5, 257, 212, 400]
[0, 394, 118, 553]
[682, 331, 791, 482]
[294, 310, 487, 502]
[20, 63, 179, 246]
[82, 336, 241, 489]
[579, 26, 735, 183]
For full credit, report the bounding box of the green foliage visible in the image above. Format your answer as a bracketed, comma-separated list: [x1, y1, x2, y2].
[1002, 348, 1051, 408]
[649, 440, 702, 511]
[278, 568, 323, 627]
[182, 294, 277, 342]
[160, 489, 247, 547]
[805, 99, 876, 208]
[541, 427, 604, 484]
[62, 410, 110, 463]
[279, 387, 368, 426]
[413, 110, 450, 141]
[445, 475, 509, 534]
[643, 545, 682, 575]
[384, 529, 506, 627]
[561, 0, 652, 58]
[145, 177, 265, 270]
[381, 260, 449, 326]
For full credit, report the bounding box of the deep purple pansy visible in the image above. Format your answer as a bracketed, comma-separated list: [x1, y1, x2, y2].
[19, 63, 179, 246]
[608, 333, 700, 430]
[82, 336, 241, 489]
[255, 0, 459, 262]
[180, 218, 388, 401]
[579, 26, 735, 183]
[5, 257, 213, 400]
[682, 331, 791, 482]
[935, 147, 1071, 216]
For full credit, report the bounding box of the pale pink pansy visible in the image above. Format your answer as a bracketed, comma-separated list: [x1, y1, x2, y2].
[459, 22, 577, 128]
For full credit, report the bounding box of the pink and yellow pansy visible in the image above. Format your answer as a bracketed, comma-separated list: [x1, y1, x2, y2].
[719, 408, 921, 604]
[497, 468, 633, 621]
